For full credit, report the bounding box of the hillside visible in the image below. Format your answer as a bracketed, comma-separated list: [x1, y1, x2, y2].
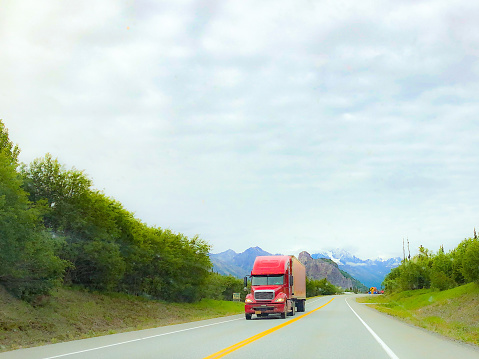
[0, 286, 243, 352]
[358, 283, 479, 345]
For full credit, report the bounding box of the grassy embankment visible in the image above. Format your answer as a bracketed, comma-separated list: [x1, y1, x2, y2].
[357, 282, 479, 345]
[0, 286, 244, 352]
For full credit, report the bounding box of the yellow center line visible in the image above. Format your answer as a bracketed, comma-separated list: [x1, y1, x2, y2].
[203, 297, 335, 359]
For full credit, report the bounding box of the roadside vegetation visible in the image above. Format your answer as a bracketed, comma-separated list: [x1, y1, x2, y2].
[358, 282, 479, 345]
[306, 278, 341, 296]
[383, 237, 479, 293]
[359, 235, 479, 346]
[0, 285, 244, 352]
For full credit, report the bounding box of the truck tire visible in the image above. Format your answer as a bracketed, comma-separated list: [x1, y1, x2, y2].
[287, 301, 295, 316]
[298, 299, 305, 312]
[281, 311, 286, 319]
[245, 314, 252, 320]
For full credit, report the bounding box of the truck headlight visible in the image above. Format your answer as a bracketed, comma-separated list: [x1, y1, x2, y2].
[274, 297, 285, 302]
[245, 298, 253, 303]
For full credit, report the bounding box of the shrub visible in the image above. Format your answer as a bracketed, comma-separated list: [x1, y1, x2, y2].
[462, 240, 479, 283]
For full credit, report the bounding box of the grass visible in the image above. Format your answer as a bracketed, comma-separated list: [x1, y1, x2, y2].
[357, 282, 479, 345]
[0, 286, 244, 352]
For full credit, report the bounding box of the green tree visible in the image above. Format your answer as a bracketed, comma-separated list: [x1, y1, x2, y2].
[64, 239, 126, 291]
[0, 120, 68, 302]
[21, 154, 92, 234]
[451, 238, 475, 285]
[462, 239, 479, 283]
[430, 248, 455, 291]
[0, 121, 20, 165]
[382, 263, 403, 292]
[202, 273, 244, 301]
[306, 277, 339, 296]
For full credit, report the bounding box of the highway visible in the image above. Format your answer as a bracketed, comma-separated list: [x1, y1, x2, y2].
[1, 295, 478, 359]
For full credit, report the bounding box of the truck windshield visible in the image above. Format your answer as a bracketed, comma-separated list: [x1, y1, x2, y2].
[251, 275, 284, 286]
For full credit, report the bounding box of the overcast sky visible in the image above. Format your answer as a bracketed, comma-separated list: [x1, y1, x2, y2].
[2, 0, 479, 259]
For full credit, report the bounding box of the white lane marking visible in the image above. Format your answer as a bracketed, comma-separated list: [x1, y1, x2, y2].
[346, 299, 400, 359]
[40, 318, 243, 359]
[306, 298, 323, 305]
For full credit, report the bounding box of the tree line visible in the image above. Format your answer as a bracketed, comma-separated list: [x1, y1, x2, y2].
[383, 236, 479, 292]
[1, 120, 212, 303]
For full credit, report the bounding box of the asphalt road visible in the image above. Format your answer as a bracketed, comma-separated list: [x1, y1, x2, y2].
[2, 295, 478, 359]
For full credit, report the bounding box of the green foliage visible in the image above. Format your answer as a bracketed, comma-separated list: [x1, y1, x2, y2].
[462, 239, 479, 283]
[0, 120, 68, 302]
[63, 239, 126, 291]
[383, 237, 479, 294]
[383, 259, 431, 292]
[20, 151, 212, 302]
[21, 154, 92, 234]
[430, 271, 455, 291]
[306, 277, 339, 296]
[382, 264, 403, 292]
[202, 273, 245, 301]
[0, 121, 20, 165]
[430, 249, 455, 291]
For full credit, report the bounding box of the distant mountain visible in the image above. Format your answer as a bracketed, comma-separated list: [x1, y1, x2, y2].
[210, 247, 368, 290]
[311, 249, 401, 288]
[298, 251, 367, 291]
[209, 247, 272, 278]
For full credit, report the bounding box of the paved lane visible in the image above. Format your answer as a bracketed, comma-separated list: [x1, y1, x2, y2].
[1, 295, 478, 359]
[219, 295, 479, 359]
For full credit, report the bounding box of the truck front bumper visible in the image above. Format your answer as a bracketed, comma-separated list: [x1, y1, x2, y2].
[245, 302, 286, 315]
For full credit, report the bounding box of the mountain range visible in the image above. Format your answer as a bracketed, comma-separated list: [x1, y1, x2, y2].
[209, 247, 401, 289]
[311, 249, 402, 288]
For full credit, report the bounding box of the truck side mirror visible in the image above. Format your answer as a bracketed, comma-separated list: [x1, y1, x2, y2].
[290, 275, 294, 286]
[244, 276, 248, 291]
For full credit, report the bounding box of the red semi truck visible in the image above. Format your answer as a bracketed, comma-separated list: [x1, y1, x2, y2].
[244, 255, 306, 320]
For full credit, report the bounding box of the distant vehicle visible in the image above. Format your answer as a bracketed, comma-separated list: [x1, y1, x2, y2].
[369, 287, 380, 294]
[244, 255, 306, 319]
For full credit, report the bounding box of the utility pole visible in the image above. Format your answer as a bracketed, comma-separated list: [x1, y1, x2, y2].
[407, 237, 411, 261]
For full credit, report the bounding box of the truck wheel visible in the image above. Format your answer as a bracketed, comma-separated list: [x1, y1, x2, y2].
[298, 300, 305, 312]
[245, 314, 252, 320]
[281, 311, 286, 319]
[288, 301, 295, 316]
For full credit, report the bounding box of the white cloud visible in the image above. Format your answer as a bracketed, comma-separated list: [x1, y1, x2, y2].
[2, 0, 479, 260]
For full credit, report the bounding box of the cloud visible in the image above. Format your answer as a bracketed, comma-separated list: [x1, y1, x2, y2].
[2, 0, 479, 260]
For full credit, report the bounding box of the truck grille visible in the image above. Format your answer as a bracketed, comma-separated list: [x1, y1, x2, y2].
[254, 290, 274, 301]
[253, 306, 274, 311]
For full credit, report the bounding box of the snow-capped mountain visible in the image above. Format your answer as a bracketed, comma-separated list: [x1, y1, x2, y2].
[311, 249, 401, 288]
